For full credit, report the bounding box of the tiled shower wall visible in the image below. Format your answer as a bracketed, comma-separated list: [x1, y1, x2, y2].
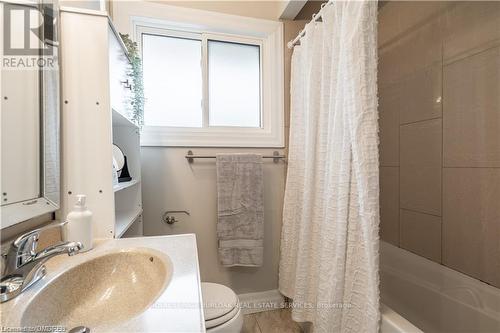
[378, 1, 500, 288]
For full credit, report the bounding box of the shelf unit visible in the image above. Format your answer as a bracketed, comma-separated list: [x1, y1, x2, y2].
[115, 207, 143, 238]
[113, 178, 140, 192]
[112, 109, 143, 238]
[112, 108, 135, 127]
[60, 8, 143, 239]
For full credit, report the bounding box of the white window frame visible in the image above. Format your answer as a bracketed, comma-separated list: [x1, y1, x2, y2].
[203, 34, 263, 129]
[131, 7, 284, 147]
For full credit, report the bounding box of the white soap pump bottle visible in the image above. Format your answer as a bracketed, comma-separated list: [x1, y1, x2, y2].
[63, 194, 93, 252]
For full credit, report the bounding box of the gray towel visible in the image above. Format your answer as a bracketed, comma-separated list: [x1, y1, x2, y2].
[216, 154, 264, 267]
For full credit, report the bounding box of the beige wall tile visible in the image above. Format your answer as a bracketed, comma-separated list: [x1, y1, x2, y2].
[378, 1, 401, 47]
[379, 0, 500, 290]
[400, 209, 442, 263]
[380, 167, 400, 246]
[394, 1, 449, 36]
[378, 41, 404, 88]
[443, 46, 500, 167]
[400, 119, 442, 216]
[396, 17, 442, 80]
[378, 1, 450, 48]
[443, 168, 500, 288]
[443, 1, 500, 63]
[400, 63, 442, 125]
[379, 84, 400, 166]
[379, 16, 442, 87]
[400, 164, 442, 216]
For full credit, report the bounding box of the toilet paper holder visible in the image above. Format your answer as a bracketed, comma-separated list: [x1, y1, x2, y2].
[162, 210, 190, 224]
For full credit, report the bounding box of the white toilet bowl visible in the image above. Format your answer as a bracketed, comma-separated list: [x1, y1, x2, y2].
[202, 282, 243, 333]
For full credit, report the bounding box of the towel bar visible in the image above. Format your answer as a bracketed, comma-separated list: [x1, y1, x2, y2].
[185, 150, 286, 163]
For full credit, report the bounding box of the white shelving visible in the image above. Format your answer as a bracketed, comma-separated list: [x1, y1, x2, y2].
[112, 108, 136, 128]
[60, 10, 143, 239]
[115, 207, 143, 238]
[113, 179, 140, 192]
[109, 22, 143, 239]
[112, 118, 142, 237]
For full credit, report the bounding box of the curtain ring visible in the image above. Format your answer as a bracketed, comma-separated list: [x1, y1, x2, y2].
[312, 13, 319, 26]
[321, 2, 327, 9]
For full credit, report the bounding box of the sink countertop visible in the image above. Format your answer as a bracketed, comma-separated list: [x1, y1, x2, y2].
[1, 234, 206, 332]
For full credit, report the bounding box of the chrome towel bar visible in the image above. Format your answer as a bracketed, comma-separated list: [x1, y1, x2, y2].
[185, 150, 286, 163]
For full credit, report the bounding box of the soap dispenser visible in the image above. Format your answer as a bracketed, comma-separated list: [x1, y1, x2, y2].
[63, 194, 93, 252]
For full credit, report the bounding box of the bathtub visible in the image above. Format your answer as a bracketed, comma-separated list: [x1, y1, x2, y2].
[380, 304, 423, 333]
[296, 303, 420, 333]
[380, 241, 500, 333]
[294, 297, 421, 333]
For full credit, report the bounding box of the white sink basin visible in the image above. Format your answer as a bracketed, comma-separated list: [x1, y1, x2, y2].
[1, 235, 204, 332]
[20, 248, 172, 330]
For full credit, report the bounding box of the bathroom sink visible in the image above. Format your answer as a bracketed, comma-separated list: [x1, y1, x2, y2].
[1, 235, 203, 332]
[20, 248, 172, 330]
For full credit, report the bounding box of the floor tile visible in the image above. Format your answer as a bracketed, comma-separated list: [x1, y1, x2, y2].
[254, 309, 302, 333]
[242, 314, 261, 333]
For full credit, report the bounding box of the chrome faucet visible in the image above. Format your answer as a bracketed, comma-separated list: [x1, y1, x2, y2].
[0, 221, 83, 302]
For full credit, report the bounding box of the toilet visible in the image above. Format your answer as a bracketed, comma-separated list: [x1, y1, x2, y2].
[202, 282, 244, 332]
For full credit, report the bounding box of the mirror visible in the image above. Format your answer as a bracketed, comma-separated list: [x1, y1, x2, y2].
[1, 1, 60, 228]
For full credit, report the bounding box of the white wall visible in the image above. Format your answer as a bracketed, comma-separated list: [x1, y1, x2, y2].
[141, 148, 285, 293]
[148, 0, 288, 21]
[60, 0, 103, 11]
[112, 1, 303, 294]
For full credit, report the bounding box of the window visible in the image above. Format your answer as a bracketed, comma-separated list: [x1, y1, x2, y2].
[143, 34, 203, 127]
[142, 33, 261, 128]
[134, 9, 283, 147]
[208, 40, 261, 128]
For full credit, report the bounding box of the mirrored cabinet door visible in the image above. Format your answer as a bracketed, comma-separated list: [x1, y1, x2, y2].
[0, 1, 60, 228]
[1, 63, 41, 205]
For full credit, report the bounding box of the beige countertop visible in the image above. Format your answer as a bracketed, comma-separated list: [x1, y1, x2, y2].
[1, 234, 206, 332]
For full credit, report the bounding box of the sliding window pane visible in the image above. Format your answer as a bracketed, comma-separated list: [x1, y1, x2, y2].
[208, 40, 260, 127]
[142, 34, 202, 127]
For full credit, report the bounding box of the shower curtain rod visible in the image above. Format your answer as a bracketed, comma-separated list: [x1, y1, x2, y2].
[287, 0, 333, 49]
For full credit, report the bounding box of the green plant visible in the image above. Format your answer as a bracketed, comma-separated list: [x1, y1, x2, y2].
[120, 33, 145, 127]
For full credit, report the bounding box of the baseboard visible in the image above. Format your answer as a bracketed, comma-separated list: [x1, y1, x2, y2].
[238, 289, 285, 315]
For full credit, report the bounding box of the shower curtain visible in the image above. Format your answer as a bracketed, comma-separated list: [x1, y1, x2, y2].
[279, 1, 379, 332]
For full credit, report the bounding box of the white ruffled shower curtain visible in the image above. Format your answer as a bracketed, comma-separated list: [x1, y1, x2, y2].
[279, 1, 379, 332]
